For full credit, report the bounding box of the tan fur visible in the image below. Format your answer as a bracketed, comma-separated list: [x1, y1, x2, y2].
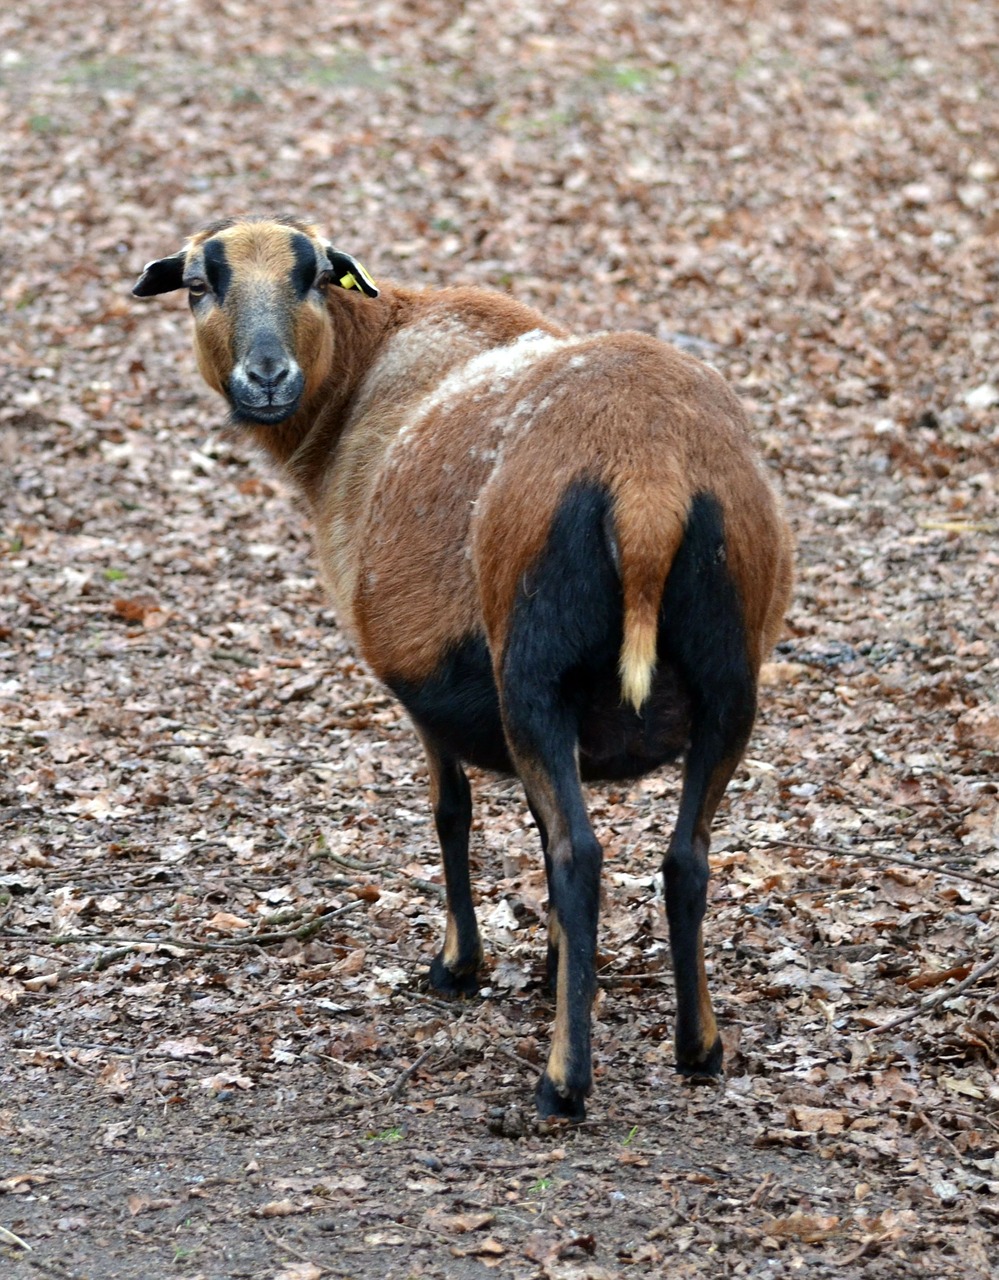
[695, 928, 719, 1055]
[546, 915, 574, 1094]
[441, 912, 461, 968]
[612, 472, 687, 709]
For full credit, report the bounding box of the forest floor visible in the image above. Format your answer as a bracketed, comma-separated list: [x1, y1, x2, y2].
[1, 2, 997, 1277]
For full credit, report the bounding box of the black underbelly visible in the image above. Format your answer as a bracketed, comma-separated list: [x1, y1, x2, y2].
[386, 634, 514, 774]
[388, 634, 690, 782]
[578, 662, 690, 781]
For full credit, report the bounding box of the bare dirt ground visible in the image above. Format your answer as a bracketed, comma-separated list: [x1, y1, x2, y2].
[1, 2, 998, 1277]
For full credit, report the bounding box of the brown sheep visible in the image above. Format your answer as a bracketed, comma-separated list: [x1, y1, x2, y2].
[134, 215, 793, 1121]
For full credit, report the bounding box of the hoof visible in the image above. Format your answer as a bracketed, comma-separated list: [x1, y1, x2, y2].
[676, 1033, 724, 1081]
[428, 952, 480, 997]
[535, 1072, 587, 1123]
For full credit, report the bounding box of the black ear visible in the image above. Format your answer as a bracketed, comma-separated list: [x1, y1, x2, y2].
[325, 247, 379, 298]
[132, 253, 187, 297]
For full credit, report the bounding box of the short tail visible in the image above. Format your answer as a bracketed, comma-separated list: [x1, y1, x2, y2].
[612, 478, 687, 712]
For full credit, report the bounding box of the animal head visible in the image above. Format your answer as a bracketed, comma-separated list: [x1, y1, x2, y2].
[132, 217, 378, 425]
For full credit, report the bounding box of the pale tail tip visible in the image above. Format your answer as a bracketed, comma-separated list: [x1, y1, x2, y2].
[619, 631, 656, 713]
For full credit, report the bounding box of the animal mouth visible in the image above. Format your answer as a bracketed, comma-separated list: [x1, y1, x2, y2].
[228, 360, 306, 426]
[229, 394, 302, 425]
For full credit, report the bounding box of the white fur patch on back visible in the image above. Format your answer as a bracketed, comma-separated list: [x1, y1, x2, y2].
[394, 328, 581, 445]
[348, 315, 472, 426]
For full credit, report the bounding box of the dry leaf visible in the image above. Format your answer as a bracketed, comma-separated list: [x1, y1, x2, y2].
[332, 948, 367, 975]
[941, 1076, 986, 1100]
[274, 1265, 322, 1280]
[206, 911, 251, 933]
[22, 973, 58, 992]
[256, 1199, 303, 1218]
[127, 1195, 176, 1216]
[765, 1212, 840, 1243]
[0, 1172, 52, 1193]
[491, 959, 531, 991]
[96, 1061, 133, 1096]
[112, 595, 162, 625]
[786, 1107, 847, 1134]
[905, 964, 972, 991]
[199, 1070, 255, 1091]
[955, 705, 999, 750]
[428, 1210, 494, 1234]
[469, 1238, 506, 1257]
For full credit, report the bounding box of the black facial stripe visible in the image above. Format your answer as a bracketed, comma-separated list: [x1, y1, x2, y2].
[291, 232, 318, 299]
[202, 239, 232, 303]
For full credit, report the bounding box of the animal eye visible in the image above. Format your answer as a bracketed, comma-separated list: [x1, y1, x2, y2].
[315, 270, 333, 290]
[187, 278, 208, 298]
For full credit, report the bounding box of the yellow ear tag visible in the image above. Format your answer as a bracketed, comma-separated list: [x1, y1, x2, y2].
[345, 260, 377, 294]
[328, 249, 378, 296]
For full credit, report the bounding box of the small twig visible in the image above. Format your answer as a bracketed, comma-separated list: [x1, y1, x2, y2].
[919, 518, 998, 534]
[874, 951, 999, 1034]
[0, 931, 223, 952]
[599, 971, 662, 986]
[251, 905, 312, 929]
[261, 1227, 327, 1271]
[492, 1043, 540, 1076]
[914, 1108, 963, 1159]
[53, 1030, 98, 1077]
[318, 1053, 386, 1086]
[936, 1104, 999, 1135]
[71, 945, 143, 975]
[0, 900, 367, 968]
[404, 875, 447, 901]
[39, 1037, 135, 1059]
[409, 989, 472, 1015]
[388, 1045, 440, 1099]
[0, 1224, 32, 1251]
[831, 1232, 896, 1268]
[756, 837, 999, 894]
[747, 1171, 775, 1210]
[320, 848, 445, 900]
[321, 849, 392, 873]
[234, 900, 365, 945]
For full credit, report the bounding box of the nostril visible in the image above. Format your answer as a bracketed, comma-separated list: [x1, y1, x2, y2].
[247, 361, 289, 390]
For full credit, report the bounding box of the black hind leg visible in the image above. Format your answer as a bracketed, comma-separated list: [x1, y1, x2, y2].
[660, 492, 758, 1077]
[665, 742, 742, 1076]
[509, 728, 602, 1122]
[501, 483, 621, 1120]
[418, 734, 483, 996]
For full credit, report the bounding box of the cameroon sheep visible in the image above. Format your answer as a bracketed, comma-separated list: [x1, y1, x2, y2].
[133, 216, 793, 1121]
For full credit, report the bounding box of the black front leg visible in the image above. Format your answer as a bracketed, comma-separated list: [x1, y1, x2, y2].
[420, 735, 483, 996]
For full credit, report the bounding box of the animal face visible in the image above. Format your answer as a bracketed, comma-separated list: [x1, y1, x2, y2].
[132, 218, 377, 425]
